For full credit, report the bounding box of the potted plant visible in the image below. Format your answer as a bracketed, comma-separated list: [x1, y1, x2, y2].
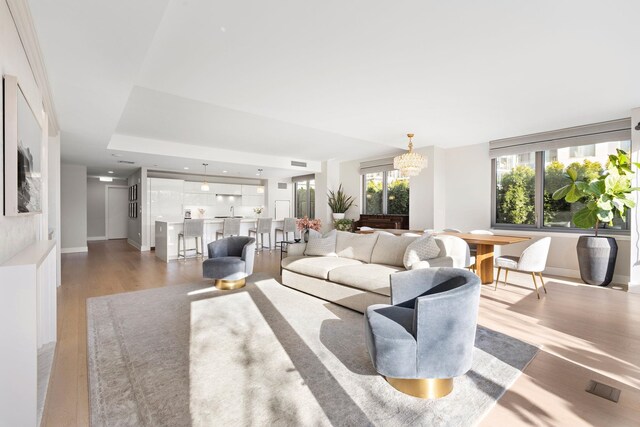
[333, 218, 354, 232]
[327, 184, 356, 220]
[552, 149, 639, 286]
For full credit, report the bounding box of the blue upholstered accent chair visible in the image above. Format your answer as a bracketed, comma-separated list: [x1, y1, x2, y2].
[202, 236, 256, 290]
[364, 267, 481, 398]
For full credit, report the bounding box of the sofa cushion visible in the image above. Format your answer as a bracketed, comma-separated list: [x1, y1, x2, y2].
[328, 263, 404, 296]
[281, 256, 363, 280]
[304, 230, 337, 256]
[335, 231, 379, 263]
[403, 234, 441, 269]
[371, 234, 419, 267]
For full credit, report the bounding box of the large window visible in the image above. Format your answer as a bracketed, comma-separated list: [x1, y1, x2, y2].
[493, 139, 631, 232]
[363, 170, 409, 215]
[294, 178, 315, 219]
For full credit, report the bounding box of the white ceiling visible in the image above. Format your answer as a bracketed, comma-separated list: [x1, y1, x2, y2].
[30, 0, 640, 179]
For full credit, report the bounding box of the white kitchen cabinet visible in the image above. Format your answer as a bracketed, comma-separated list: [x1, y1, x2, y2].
[215, 183, 242, 195]
[241, 185, 265, 196]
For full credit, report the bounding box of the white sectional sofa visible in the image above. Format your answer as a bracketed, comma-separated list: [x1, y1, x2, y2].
[281, 231, 470, 313]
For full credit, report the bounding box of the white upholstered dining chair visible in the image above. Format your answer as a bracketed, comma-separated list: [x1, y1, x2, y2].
[494, 237, 551, 299]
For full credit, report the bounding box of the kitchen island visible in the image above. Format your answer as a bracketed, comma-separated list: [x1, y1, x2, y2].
[154, 218, 285, 262]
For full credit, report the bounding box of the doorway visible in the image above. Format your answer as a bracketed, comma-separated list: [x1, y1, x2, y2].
[106, 186, 128, 239]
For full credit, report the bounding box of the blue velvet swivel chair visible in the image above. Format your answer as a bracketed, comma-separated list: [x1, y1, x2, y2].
[364, 268, 481, 398]
[202, 236, 256, 290]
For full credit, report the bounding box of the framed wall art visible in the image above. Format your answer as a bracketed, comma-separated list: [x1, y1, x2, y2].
[3, 75, 45, 215]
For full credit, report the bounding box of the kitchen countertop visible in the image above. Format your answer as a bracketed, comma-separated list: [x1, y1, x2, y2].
[156, 218, 282, 225]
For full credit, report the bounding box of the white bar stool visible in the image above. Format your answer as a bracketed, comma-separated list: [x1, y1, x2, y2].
[178, 219, 204, 260]
[216, 218, 241, 240]
[248, 218, 273, 252]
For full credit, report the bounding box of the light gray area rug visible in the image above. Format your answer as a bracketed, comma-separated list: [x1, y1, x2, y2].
[87, 273, 538, 426]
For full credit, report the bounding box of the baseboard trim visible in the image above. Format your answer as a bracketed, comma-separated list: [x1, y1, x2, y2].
[544, 266, 629, 286]
[87, 236, 107, 241]
[61, 246, 88, 254]
[127, 239, 141, 250]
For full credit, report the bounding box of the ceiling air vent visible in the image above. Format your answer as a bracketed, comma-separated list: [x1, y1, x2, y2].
[291, 160, 307, 167]
[117, 160, 135, 164]
[278, 183, 288, 190]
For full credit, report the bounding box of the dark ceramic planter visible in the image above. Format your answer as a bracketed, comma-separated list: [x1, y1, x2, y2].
[576, 236, 618, 286]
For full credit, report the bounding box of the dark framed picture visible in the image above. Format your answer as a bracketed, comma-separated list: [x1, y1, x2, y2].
[3, 75, 44, 215]
[133, 202, 138, 218]
[128, 186, 132, 201]
[133, 184, 138, 201]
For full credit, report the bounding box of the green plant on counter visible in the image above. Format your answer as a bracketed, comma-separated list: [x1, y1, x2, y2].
[333, 218, 354, 232]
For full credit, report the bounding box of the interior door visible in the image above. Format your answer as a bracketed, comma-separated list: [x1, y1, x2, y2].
[107, 187, 128, 239]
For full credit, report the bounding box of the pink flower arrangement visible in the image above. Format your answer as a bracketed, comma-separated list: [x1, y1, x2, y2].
[296, 216, 321, 231]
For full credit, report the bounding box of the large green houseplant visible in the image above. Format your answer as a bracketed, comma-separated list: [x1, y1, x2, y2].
[327, 184, 356, 220]
[552, 149, 639, 285]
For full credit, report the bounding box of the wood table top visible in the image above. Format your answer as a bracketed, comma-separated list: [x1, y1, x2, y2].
[357, 228, 530, 246]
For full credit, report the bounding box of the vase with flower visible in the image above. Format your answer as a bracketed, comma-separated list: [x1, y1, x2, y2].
[296, 216, 322, 242]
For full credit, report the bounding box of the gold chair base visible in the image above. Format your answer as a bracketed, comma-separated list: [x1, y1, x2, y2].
[214, 278, 246, 290]
[385, 377, 453, 399]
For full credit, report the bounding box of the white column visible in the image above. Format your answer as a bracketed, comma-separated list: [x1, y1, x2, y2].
[629, 108, 640, 293]
[409, 146, 446, 230]
[47, 133, 61, 286]
[314, 159, 340, 232]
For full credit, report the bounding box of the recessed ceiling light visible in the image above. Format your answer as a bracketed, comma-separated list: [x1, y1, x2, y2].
[220, 26, 226, 32]
[111, 153, 123, 157]
[222, 170, 228, 173]
[184, 167, 189, 170]
[107, 170, 114, 174]
[99, 177, 113, 182]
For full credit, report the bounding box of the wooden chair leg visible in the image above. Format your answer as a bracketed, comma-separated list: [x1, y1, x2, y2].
[494, 267, 502, 291]
[504, 269, 509, 287]
[537, 272, 547, 294]
[531, 272, 540, 299]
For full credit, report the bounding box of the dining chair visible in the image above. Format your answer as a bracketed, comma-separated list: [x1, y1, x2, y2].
[216, 218, 242, 240]
[494, 237, 552, 299]
[248, 218, 273, 252]
[442, 228, 462, 233]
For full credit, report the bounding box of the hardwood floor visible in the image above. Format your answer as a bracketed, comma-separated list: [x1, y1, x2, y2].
[43, 240, 640, 426]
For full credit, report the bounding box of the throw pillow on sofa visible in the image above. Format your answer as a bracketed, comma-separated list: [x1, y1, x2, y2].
[403, 234, 441, 269]
[304, 230, 337, 256]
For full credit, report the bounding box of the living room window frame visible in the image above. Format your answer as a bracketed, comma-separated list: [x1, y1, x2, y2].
[293, 175, 315, 219]
[361, 170, 409, 216]
[490, 119, 632, 235]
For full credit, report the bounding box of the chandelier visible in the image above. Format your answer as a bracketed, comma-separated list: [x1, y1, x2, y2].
[393, 133, 426, 177]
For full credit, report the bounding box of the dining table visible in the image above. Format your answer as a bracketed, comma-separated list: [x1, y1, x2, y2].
[357, 228, 531, 284]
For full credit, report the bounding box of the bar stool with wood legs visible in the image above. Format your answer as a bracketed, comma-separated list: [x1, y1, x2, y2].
[215, 218, 241, 240]
[275, 217, 297, 247]
[248, 218, 273, 252]
[178, 219, 204, 260]
[494, 237, 551, 299]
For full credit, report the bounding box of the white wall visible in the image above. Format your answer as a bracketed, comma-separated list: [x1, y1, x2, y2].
[0, 1, 46, 263]
[265, 178, 293, 219]
[338, 159, 362, 221]
[60, 165, 87, 252]
[87, 177, 127, 239]
[409, 146, 446, 230]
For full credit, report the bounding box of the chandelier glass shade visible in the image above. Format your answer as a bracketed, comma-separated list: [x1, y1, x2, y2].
[201, 163, 210, 191]
[393, 133, 426, 177]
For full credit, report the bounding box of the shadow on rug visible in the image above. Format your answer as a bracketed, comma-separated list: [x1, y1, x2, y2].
[87, 273, 538, 426]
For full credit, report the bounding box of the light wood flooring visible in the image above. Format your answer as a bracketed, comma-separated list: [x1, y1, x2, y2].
[42, 240, 640, 426]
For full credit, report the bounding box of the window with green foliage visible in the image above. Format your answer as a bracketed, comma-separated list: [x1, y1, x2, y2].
[493, 139, 631, 232]
[363, 170, 409, 215]
[295, 179, 315, 219]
